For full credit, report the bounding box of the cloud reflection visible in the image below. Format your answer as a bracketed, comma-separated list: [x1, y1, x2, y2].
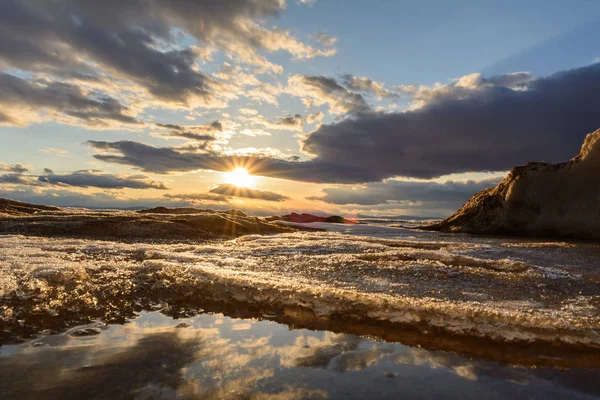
[2, 311, 596, 399]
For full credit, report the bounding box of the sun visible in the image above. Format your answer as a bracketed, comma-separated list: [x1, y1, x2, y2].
[226, 168, 256, 188]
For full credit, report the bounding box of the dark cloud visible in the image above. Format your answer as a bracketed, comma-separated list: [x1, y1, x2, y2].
[289, 75, 371, 115]
[0, 110, 17, 125]
[0, 174, 38, 185]
[1, 168, 168, 190]
[86, 140, 374, 183]
[302, 63, 600, 180]
[0, 0, 215, 107]
[252, 112, 323, 132]
[0, 0, 332, 117]
[27, 0, 284, 54]
[0, 1, 97, 77]
[0, 163, 29, 174]
[156, 121, 222, 143]
[157, 121, 222, 132]
[255, 114, 305, 131]
[38, 170, 168, 190]
[485, 72, 534, 87]
[279, 114, 304, 128]
[0, 187, 189, 209]
[65, 23, 214, 105]
[0, 73, 140, 127]
[308, 178, 502, 207]
[210, 184, 289, 202]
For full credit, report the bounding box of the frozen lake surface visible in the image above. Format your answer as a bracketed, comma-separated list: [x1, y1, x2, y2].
[1, 222, 599, 398]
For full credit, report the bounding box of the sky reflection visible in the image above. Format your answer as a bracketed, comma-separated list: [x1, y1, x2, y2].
[1, 311, 599, 399]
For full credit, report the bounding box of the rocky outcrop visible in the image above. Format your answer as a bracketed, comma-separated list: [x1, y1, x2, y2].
[0, 202, 293, 240]
[267, 212, 357, 224]
[421, 129, 600, 240]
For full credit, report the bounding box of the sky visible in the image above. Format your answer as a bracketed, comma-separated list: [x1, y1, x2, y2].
[1, 0, 600, 217]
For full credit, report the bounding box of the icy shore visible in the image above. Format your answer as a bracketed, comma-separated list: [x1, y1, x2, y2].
[1, 230, 599, 367]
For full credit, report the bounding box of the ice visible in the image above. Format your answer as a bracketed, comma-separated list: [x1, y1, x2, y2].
[1, 230, 599, 348]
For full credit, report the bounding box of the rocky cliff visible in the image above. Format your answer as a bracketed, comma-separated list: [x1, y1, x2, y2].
[421, 129, 600, 240]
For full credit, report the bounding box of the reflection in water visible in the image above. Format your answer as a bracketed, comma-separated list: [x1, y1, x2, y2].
[1, 312, 598, 400]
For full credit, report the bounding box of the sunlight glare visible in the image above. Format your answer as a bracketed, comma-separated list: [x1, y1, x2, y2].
[226, 168, 256, 188]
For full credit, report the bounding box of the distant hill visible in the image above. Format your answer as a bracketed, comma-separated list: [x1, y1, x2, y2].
[266, 212, 357, 224]
[138, 206, 247, 217]
[0, 201, 295, 240]
[0, 198, 61, 214]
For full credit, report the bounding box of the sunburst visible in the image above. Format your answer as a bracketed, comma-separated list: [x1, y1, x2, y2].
[226, 167, 256, 188]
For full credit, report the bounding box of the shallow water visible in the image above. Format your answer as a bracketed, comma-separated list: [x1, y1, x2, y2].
[1, 311, 599, 400]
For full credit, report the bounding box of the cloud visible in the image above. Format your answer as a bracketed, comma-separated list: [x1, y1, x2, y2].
[0, 110, 18, 125]
[86, 140, 375, 183]
[211, 63, 286, 105]
[37, 170, 168, 190]
[239, 108, 258, 116]
[251, 112, 324, 132]
[86, 63, 600, 184]
[253, 114, 304, 132]
[221, 147, 295, 159]
[315, 32, 337, 48]
[0, 186, 290, 213]
[273, 114, 304, 130]
[67, 27, 216, 106]
[0, 0, 335, 118]
[0, 168, 168, 190]
[210, 184, 289, 202]
[0, 163, 29, 174]
[287, 75, 371, 115]
[305, 111, 324, 124]
[301, 63, 600, 180]
[245, 83, 282, 106]
[0, 1, 216, 108]
[155, 121, 222, 144]
[0, 0, 340, 129]
[342, 74, 398, 99]
[164, 192, 230, 203]
[0, 174, 38, 186]
[308, 178, 502, 208]
[42, 148, 71, 157]
[400, 71, 535, 109]
[0, 187, 188, 209]
[0, 73, 140, 128]
[0, 168, 169, 190]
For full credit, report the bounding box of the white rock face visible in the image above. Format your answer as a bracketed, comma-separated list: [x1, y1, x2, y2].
[423, 129, 600, 239]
